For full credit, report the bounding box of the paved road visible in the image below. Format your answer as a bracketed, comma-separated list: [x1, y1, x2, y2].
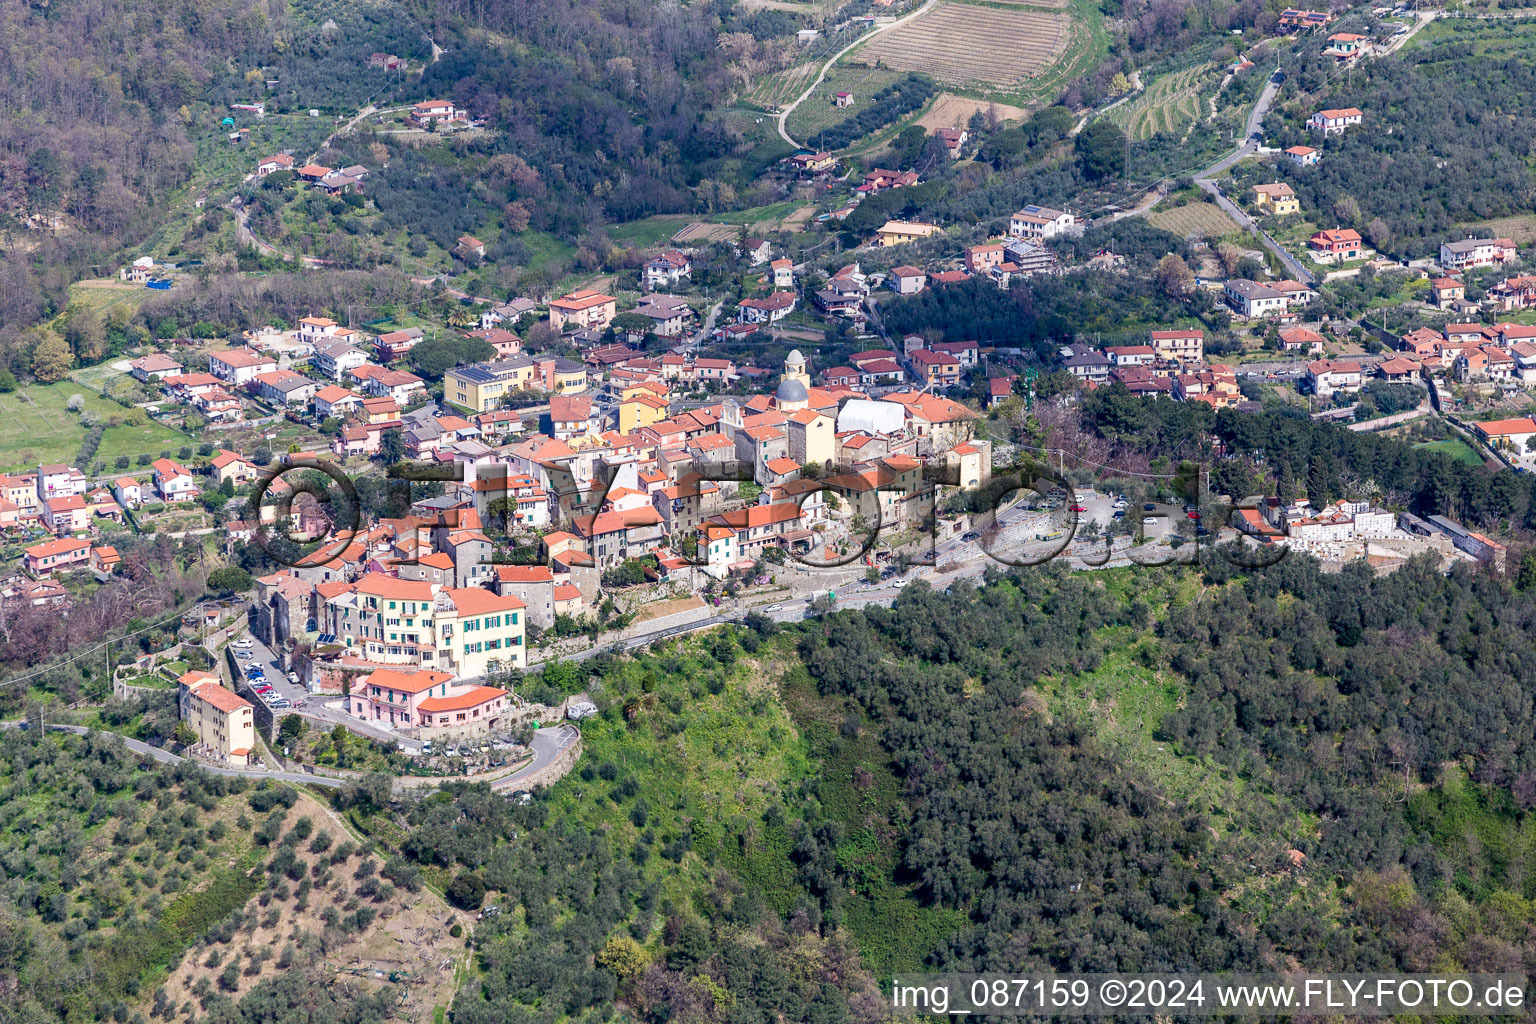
[4, 715, 576, 793]
[775, 0, 938, 149]
[1, 721, 350, 787]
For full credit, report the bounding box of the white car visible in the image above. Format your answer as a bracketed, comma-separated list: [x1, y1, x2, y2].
[891, 578, 910, 589]
[765, 604, 784, 612]
[232, 637, 254, 649]
[287, 671, 300, 684]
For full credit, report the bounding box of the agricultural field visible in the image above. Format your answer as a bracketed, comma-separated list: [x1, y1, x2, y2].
[672, 222, 740, 244]
[66, 279, 154, 318]
[848, 2, 1071, 88]
[784, 65, 903, 146]
[0, 380, 189, 472]
[1106, 63, 1213, 140]
[745, 61, 821, 111]
[1149, 198, 1242, 239]
[1454, 214, 1536, 245]
[914, 92, 1027, 131]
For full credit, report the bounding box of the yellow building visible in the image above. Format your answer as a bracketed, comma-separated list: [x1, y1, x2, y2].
[548, 289, 617, 332]
[178, 670, 255, 765]
[786, 408, 835, 467]
[875, 221, 942, 247]
[619, 392, 670, 434]
[1252, 183, 1300, 216]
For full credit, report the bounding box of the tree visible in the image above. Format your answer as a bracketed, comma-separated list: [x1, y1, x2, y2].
[0, 368, 16, 393]
[1154, 254, 1196, 299]
[278, 715, 305, 744]
[446, 871, 487, 910]
[173, 721, 197, 749]
[595, 934, 649, 980]
[30, 330, 72, 383]
[207, 566, 254, 593]
[378, 428, 405, 466]
[1075, 119, 1126, 181]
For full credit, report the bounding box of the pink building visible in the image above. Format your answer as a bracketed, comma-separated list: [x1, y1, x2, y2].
[348, 667, 511, 736]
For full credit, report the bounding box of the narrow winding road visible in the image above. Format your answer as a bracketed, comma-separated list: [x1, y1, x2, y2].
[3, 720, 579, 794]
[775, 0, 938, 149]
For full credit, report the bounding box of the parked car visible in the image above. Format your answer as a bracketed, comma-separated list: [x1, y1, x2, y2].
[232, 637, 253, 649]
[766, 604, 784, 612]
[892, 578, 910, 589]
[235, 651, 252, 660]
[1142, 517, 1158, 527]
[286, 671, 300, 684]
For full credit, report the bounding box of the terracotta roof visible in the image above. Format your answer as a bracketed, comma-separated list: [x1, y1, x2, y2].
[494, 565, 555, 583]
[419, 685, 506, 713]
[445, 587, 527, 614]
[187, 679, 252, 714]
[359, 668, 455, 694]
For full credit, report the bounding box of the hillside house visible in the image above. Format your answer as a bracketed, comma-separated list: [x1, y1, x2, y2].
[787, 152, 835, 174]
[548, 289, 617, 332]
[1252, 183, 1300, 215]
[737, 292, 797, 324]
[24, 537, 91, 575]
[255, 153, 294, 176]
[1439, 237, 1517, 272]
[410, 100, 460, 125]
[1307, 359, 1363, 397]
[888, 266, 926, 295]
[209, 349, 277, 385]
[1322, 33, 1370, 63]
[1149, 328, 1204, 363]
[1285, 145, 1320, 167]
[1307, 107, 1363, 135]
[1309, 227, 1363, 263]
[643, 250, 692, 290]
[875, 221, 941, 247]
[1008, 204, 1077, 240]
[1430, 277, 1466, 309]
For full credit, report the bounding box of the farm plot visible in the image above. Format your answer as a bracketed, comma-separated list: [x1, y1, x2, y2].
[746, 61, 821, 111]
[1107, 64, 1212, 140]
[1149, 200, 1243, 240]
[848, 3, 1070, 88]
[914, 93, 1028, 131]
[784, 66, 902, 144]
[673, 222, 740, 244]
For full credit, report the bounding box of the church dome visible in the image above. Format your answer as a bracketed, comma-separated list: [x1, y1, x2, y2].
[785, 349, 806, 367]
[775, 376, 810, 404]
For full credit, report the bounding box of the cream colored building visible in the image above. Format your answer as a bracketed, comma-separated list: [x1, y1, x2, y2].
[548, 289, 617, 332]
[178, 670, 255, 766]
[874, 221, 941, 247]
[322, 572, 528, 678]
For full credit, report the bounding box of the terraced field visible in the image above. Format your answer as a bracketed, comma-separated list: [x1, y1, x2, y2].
[849, 2, 1070, 88]
[1107, 64, 1212, 140]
